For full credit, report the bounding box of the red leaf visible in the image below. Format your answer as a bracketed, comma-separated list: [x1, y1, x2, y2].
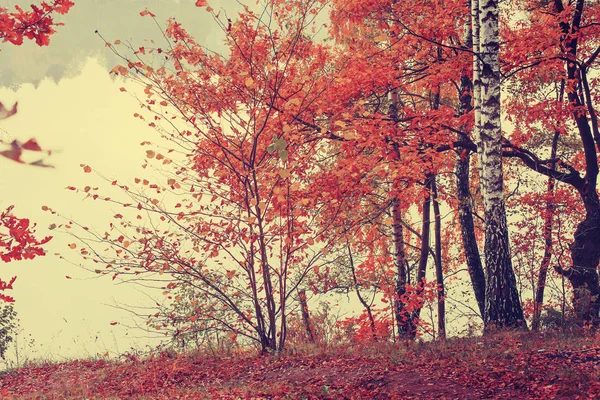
[140, 9, 156, 17]
[22, 139, 42, 151]
[0, 101, 17, 120]
[0, 147, 23, 163]
[0, 293, 15, 303]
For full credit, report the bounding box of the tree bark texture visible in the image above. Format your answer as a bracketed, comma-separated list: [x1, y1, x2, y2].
[552, 0, 600, 324]
[457, 2, 486, 319]
[477, 0, 525, 328]
[298, 289, 315, 343]
[389, 88, 417, 338]
[392, 196, 416, 338]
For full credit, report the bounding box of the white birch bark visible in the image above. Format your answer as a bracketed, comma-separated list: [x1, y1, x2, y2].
[477, 0, 525, 327]
[471, 0, 483, 188]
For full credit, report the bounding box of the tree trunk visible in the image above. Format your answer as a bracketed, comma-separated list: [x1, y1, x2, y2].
[457, 2, 486, 318]
[298, 289, 315, 343]
[432, 177, 446, 339]
[555, 206, 600, 324]
[532, 130, 559, 331]
[252, 172, 278, 351]
[411, 174, 434, 339]
[392, 195, 415, 338]
[477, 0, 525, 329]
[410, 175, 433, 337]
[471, 0, 483, 175]
[347, 242, 378, 341]
[248, 241, 269, 352]
[389, 88, 417, 339]
[456, 148, 486, 318]
[552, 0, 600, 325]
[416, 176, 432, 288]
[482, 0, 600, 327]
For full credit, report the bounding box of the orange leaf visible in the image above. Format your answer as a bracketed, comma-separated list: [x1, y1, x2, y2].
[140, 9, 155, 17]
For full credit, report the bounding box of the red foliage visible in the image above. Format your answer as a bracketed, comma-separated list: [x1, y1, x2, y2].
[0, 0, 73, 46]
[0, 1, 70, 302]
[337, 311, 392, 343]
[0, 206, 51, 302]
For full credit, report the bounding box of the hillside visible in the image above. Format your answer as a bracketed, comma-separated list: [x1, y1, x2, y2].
[1, 332, 599, 399]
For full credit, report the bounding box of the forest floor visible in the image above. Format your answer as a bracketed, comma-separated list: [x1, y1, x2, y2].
[1, 331, 600, 399]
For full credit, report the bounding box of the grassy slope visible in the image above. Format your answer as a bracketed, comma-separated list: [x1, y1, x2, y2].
[1, 331, 600, 399]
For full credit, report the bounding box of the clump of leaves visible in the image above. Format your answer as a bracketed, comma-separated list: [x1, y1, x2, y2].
[0, 303, 16, 360]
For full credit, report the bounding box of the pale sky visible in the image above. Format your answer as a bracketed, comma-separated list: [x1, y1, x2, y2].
[0, 0, 243, 364]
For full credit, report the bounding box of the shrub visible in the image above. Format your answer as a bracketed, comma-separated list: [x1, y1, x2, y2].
[0, 303, 16, 360]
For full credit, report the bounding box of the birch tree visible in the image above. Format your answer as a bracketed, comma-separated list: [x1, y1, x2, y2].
[474, 0, 525, 328]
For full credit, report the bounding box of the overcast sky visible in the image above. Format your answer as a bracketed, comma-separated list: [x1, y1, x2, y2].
[0, 0, 239, 87]
[0, 0, 244, 364]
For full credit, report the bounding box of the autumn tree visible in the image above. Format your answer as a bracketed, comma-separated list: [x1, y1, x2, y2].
[62, 1, 351, 353]
[499, 0, 600, 324]
[301, 0, 486, 339]
[472, 0, 526, 328]
[59, 0, 600, 344]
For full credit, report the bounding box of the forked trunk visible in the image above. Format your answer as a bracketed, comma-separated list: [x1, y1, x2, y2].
[410, 175, 433, 333]
[347, 242, 378, 341]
